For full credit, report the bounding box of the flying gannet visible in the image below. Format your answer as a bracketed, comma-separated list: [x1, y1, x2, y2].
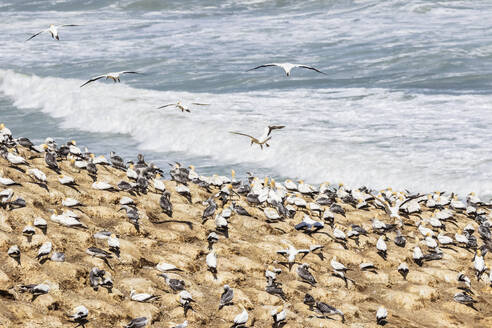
[230, 125, 285, 150]
[247, 63, 327, 76]
[26, 24, 80, 41]
[276, 242, 310, 270]
[158, 101, 209, 113]
[80, 71, 141, 87]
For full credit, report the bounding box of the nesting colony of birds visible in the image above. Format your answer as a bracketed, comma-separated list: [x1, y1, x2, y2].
[0, 124, 491, 327]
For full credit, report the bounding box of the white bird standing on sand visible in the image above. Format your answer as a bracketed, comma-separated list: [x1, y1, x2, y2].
[271, 306, 287, 327]
[0, 175, 19, 186]
[6, 150, 29, 166]
[92, 181, 114, 190]
[50, 209, 87, 228]
[156, 262, 182, 272]
[130, 289, 160, 302]
[474, 250, 486, 280]
[68, 305, 89, 323]
[376, 306, 388, 325]
[58, 174, 76, 185]
[247, 63, 327, 76]
[37, 241, 52, 260]
[22, 221, 35, 239]
[207, 250, 217, 274]
[158, 101, 209, 113]
[80, 71, 141, 87]
[178, 290, 195, 307]
[62, 198, 80, 207]
[264, 207, 281, 221]
[455, 230, 469, 245]
[376, 236, 387, 259]
[126, 164, 138, 180]
[330, 257, 349, 272]
[108, 234, 120, 254]
[230, 125, 285, 149]
[437, 233, 454, 246]
[152, 173, 166, 192]
[413, 245, 423, 265]
[232, 305, 248, 327]
[8, 245, 20, 260]
[26, 24, 79, 41]
[397, 262, 409, 279]
[34, 217, 47, 231]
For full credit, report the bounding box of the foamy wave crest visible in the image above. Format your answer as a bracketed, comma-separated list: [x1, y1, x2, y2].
[1, 69, 492, 197]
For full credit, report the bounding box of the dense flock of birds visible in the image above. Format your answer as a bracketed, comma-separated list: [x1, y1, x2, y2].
[1, 123, 492, 327]
[1, 19, 489, 328]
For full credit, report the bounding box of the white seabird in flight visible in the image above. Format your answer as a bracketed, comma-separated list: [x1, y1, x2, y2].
[230, 125, 285, 150]
[158, 101, 209, 113]
[80, 71, 141, 87]
[247, 63, 327, 76]
[26, 24, 80, 41]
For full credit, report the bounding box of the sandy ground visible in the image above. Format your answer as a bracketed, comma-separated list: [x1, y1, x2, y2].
[0, 146, 491, 328]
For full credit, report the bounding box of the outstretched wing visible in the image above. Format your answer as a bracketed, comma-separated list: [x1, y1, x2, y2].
[59, 24, 80, 27]
[120, 71, 140, 75]
[229, 131, 255, 140]
[297, 65, 327, 75]
[158, 104, 176, 109]
[247, 64, 278, 72]
[267, 125, 285, 136]
[191, 103, 210, 106]
[26, 29, 47, 41]
[80, 75, 107, 88]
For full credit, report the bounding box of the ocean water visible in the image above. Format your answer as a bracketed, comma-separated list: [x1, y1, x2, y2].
[1, 0, 491, 197]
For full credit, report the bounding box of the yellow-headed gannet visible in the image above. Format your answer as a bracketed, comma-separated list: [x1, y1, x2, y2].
[271, 306, 287, 328]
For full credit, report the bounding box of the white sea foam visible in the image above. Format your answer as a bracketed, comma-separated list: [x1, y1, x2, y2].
[1, 69, 491, 197]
